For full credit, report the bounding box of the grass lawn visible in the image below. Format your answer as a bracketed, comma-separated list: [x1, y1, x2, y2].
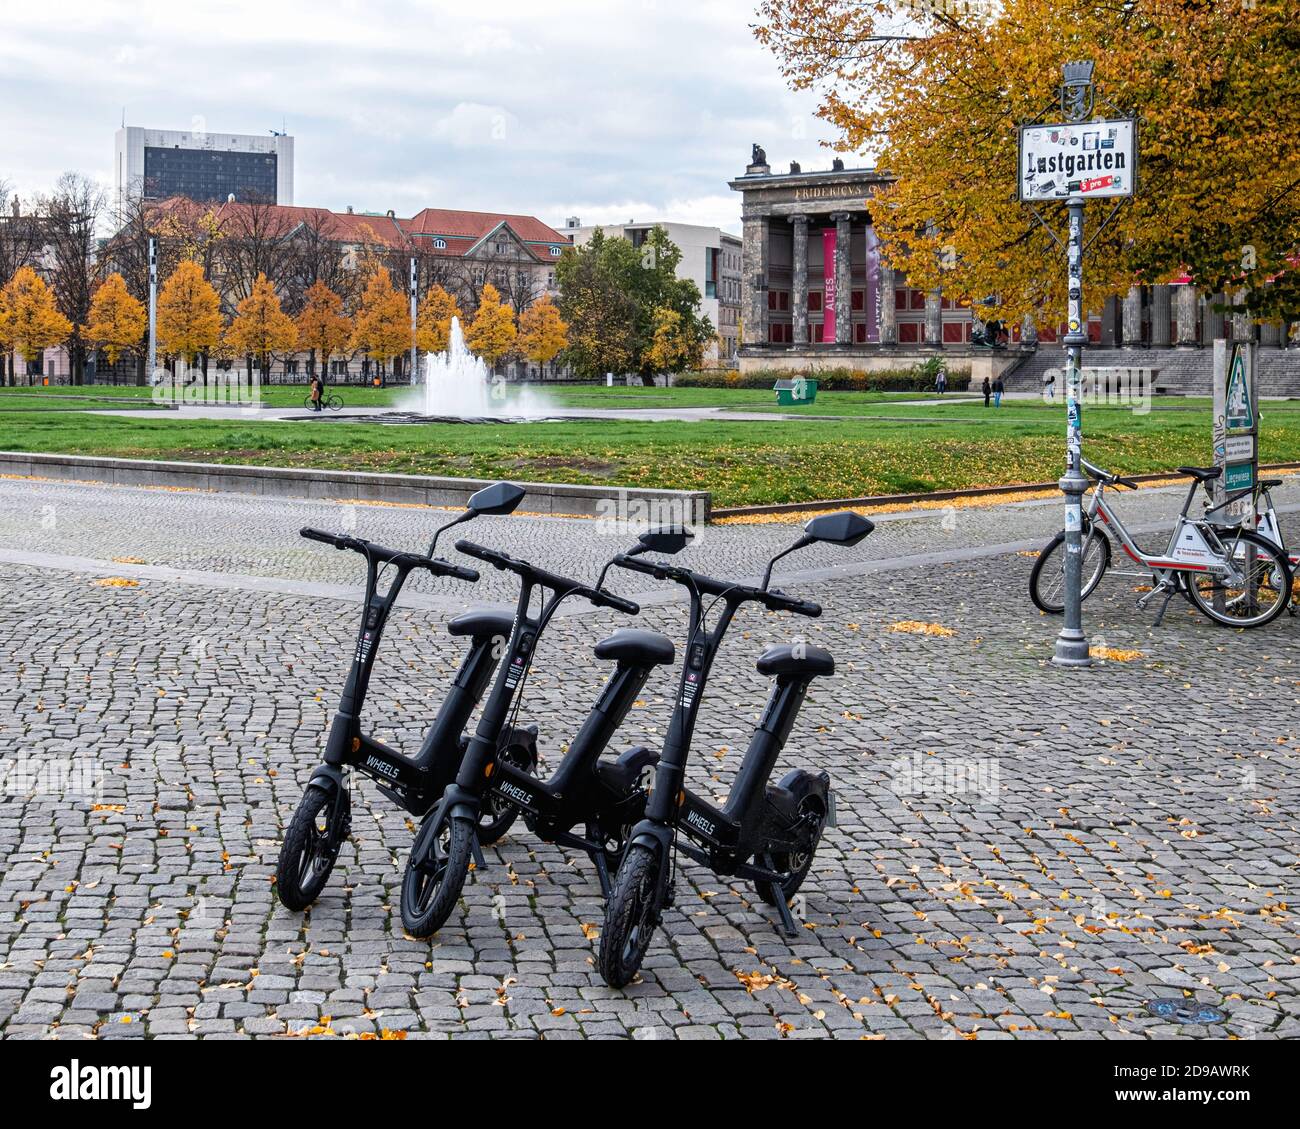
[4, 385, 1300, 507]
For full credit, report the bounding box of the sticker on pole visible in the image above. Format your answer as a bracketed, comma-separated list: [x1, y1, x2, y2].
[1225, 348, 1254, 430]
[1019, 119, 1136, 201]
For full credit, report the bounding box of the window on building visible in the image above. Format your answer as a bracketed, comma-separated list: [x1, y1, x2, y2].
[433, 238, 447, 250]
[808, 291, 823, 313]
[285, 360, 298, 374]
[550, 245, 561, 256]
[899, 323, 920, 343]
[850, 290, 864, 312]
[910, 290, 927, 310]
[895, 288, 908, 310]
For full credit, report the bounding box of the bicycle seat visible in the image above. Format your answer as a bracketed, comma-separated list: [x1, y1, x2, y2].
[1259, 479, 1283, 490]
[756, 643, 835, 679]
[593, 628, 675, 667]
[594, 745, 660, 794]
[1177, 466, 1222, 482]
[446, 608, 514, 640]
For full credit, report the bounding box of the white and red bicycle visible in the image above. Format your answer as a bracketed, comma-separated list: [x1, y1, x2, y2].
[1029, 459, 1292, 628]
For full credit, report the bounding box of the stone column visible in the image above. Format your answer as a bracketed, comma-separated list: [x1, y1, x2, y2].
[741, 214, 770, 346]
[1122, 285, 1144, 346]
[1203, 293, 1225, 343]
[1021, 314, 1038, 349]
[924, 288, 942, 348]
[879, 264, 897, 345]
[1150, 285, 1171, 347]
[791, 215, 809, 347]
[1175, 285, 1198, 347]
[834, 213, 852, 345]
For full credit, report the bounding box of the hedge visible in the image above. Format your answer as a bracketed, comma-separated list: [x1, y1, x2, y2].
[676, 362, 972, 393]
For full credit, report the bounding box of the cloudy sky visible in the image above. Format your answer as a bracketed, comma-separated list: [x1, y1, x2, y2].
[0, 0, 851, 234]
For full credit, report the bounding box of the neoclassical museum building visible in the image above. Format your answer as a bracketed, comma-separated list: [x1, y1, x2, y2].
[729, 149, 1300, 391]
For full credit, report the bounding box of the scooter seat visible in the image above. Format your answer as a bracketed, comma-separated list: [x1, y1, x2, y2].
[593, 628, 675, 667]
[756, 643, 835, 679]
[595, 745, 660, 794]
[447, 608, 514, 640]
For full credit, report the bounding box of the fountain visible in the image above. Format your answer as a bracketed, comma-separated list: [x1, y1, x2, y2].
[420, 316, 499, 417]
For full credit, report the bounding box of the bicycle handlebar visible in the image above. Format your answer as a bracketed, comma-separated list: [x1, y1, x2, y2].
[1081, 460, 1139, 490]
[300, 527, 479, 582]
[455, 540, 639, 615]
[611, 554, 822, 618]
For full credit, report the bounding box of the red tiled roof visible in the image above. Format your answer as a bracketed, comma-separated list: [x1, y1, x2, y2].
[146, 197, 568, 260]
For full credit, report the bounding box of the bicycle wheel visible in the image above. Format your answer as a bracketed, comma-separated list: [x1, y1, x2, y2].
[1186, 530, 1291, 628]
[597, 843, 666, 988]
[326, 395, 342, 411]
[1029, 527, 1110, 613]
[400, 808, 473, 938]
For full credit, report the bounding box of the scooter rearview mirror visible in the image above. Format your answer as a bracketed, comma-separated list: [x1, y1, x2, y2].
[467, 481, 526, 517]
[633, 525, 694, 556]
[803, 510, 874, 547]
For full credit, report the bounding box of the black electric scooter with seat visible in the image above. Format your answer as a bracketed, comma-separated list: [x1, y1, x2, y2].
[399, 535, 669, 938]
[597, 511, 874, 988]
[276, 482, 539, 911]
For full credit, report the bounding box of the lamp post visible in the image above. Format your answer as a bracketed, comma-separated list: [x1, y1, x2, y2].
[147, 236, 158, 387]
[409, 256, 418, 385]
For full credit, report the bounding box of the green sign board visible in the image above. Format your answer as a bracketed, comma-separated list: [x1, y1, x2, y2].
[1224, 461, 1254, 491]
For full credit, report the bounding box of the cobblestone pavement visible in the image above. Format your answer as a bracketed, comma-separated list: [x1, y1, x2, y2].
[1, 477, 1298, 1040]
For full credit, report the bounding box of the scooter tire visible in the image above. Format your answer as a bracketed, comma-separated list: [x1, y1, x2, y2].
[400, 809, 473, 938]
[598, 843, 665, 988]
[277, 785, 351, 911]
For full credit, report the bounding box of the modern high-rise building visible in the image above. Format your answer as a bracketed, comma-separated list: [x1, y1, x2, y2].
[114, 126, 294, 210]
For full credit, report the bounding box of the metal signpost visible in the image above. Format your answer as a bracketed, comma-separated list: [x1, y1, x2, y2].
[409, 256, 419, 385]
[1018, 62, 1138, 668]
[1212, 339, 1258, 520]
[147, 236, 158, 385]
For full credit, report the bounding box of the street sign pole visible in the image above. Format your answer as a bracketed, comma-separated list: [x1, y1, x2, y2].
[1055, 196, 1092, 666]
[1212, 339, 1258, 518]
[409, 256, 419, 386]
[147, 236, 158, 386]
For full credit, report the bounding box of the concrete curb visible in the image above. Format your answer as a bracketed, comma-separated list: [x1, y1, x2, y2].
[0, 451, 711, 522]
[712, 461, 1300, 518]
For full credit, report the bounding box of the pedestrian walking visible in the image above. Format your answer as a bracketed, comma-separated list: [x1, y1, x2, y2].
[993, 376, 1004, 408]
[982, 375, 991, 408]
[309, 374, 322, 412]
[935, 365, 948, 396]
[1043, 370, 1056, 401]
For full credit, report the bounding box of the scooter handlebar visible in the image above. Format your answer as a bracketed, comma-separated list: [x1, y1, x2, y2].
[612, 554, 820, 616]
[301, 527, 480, 581]
[456, 540, 638, 614]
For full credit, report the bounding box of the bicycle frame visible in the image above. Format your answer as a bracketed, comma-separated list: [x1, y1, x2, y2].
[1088, 477, 1240, 580]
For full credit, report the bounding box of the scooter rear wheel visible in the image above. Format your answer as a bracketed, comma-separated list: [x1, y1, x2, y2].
[277, 785, 351, 911]
[598, 843, 665, 988]
[754, 798, 825, 908]
[400, 809, 473, 938]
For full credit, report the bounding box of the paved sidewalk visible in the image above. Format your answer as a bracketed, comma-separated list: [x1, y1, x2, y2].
[1, 478, 1297, 1040]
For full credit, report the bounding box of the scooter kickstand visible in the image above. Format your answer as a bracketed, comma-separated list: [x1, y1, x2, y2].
[592, 851, 613, 899]
[772, 893, 799, 939]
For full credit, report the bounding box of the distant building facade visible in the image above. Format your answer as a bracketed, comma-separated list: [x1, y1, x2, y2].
[730, 148, 1300, 386]
[115, 126, 295, 209]
[561, 218, 743, 361]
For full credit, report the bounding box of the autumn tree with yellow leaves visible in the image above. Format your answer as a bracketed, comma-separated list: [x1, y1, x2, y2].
[226, 272, 298, 375]
[0, 267, 72, 374]
[516, 294, 568, 369]
[465, 282, 517, 367]
[643, 305, 704, 373]
[156, 260, 223, 368]
[84, 273, 147, 366]
[755, 0, 1300, 325]
[295, 281, 352, 378]
[350, 267, 411, 380]
[415, 284, 462, 355]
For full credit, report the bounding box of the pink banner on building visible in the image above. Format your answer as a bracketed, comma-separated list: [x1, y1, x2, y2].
[864, 225, 880, 343]
[822, 227, 837, 343]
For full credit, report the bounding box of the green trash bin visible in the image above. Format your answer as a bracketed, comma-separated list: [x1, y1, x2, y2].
[774, 377, 817, 406]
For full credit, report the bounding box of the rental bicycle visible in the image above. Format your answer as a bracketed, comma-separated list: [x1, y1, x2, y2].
[1029, 460, 1291, 628]
[304, 392, 342, 411]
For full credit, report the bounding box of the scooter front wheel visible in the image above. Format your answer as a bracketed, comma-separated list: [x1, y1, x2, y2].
[277, 785, 351, 911]
[598, 843, 665, 988]
[400, 808, 473, 938]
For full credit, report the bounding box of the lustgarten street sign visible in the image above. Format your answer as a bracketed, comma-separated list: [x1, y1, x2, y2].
[1019, 119, 1137, 201]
